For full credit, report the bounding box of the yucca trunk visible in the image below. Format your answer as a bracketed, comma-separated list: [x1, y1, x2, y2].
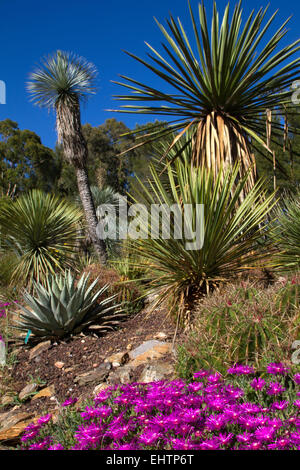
[56, 99, 107, 265]
[75, 166, 107, 265]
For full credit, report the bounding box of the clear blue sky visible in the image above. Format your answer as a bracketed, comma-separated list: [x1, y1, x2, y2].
[0, 0, 299, 149]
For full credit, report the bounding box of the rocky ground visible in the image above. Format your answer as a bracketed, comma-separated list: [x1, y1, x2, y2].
[0, 301, 182, 449]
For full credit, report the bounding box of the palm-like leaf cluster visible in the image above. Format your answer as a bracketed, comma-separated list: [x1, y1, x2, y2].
[93, 186, 127, 257]
[27, 50, 98, 168]
[14, 270, 123, 339]
[113, 1, 300, 189]
[27, 50, 97, 108]
[130, 160, 277, 317]
[0, 190, 83, 287]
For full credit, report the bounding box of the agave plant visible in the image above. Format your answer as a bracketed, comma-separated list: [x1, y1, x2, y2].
[113, 1, 300, 192]
[129, 159, 277, 319]
[14, 270, 124, 339]
[0, 190, 83, 287]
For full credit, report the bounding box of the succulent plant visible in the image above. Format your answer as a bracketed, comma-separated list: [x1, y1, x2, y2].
[14, 270, 124, 339]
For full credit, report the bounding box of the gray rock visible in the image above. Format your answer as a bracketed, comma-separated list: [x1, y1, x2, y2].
[0, 410, 34, 433]
[29, 341, 51, 361]
[153, 332, 169, 340]
[1, 395, 14, 407]
[108, 365, 133, 385]
[138, 363, 175, 384]
[105, 351, 129, 368]
[129, 340, 166, 360]
[74, 363, 111, 386]
[18, 383, 39, 401]
[93, 383, 111, 395]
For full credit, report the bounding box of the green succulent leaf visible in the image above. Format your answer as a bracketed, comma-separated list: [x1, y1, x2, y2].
[13, 270, 123, 339]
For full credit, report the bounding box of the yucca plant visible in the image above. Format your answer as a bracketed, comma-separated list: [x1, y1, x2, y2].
[27, 51, 107, 264]
[93, 186, 127, 258]
[271, 190, 300, 272]
[130, 159, 277, 319]
[75, 185, 126, 258]
[113, 1, 300, 193]
[0, 190, 83, 287]
[14, 270, 124, 340]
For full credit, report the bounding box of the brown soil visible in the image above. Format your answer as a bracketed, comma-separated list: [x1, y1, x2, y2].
[6, 305, 178, 417]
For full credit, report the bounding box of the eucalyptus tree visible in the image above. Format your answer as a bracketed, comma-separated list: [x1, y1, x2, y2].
[27, 51, 107, 264]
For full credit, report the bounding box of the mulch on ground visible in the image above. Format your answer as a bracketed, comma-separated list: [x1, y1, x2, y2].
[7, 305, 178, 416]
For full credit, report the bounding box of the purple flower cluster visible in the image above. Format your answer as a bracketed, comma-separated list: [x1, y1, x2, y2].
[0, 301, 16, 318]
[20, 363, 300, 451]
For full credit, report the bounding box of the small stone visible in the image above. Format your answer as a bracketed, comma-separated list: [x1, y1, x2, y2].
[64, 364, 80, 373]
[31, 385, 55, 401]
[92, 363, 98, 368]
[126, 344, 133, 351]
[0, 413, 37, 443]
[139, 363, 175, 383]
[81, 340, 85, 343]
[0, 410, 34, 430]
[18, 383, 39, 401]
[129, 340, 172, 366]
[28, 341, 51, 361]
[74, 363, 111, 386]
[153, 332, 168, 340]
[105, 351, 129, 367]
[54, 361, 65, 369]
[1, 395, 14, 406]
[108, 365, 133, 385]
[93, 383, 110, 395]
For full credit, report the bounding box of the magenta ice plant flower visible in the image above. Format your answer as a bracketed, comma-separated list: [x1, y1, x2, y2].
[267, 363, 290, 375]
[61, 397, 78, 407]
[250, 377, 266, 390]
[227, 364, 255, 375]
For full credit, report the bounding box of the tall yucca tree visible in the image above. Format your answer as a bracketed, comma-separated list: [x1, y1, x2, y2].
[113, 1, 300, 192]
[27, 51, 107, 264]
